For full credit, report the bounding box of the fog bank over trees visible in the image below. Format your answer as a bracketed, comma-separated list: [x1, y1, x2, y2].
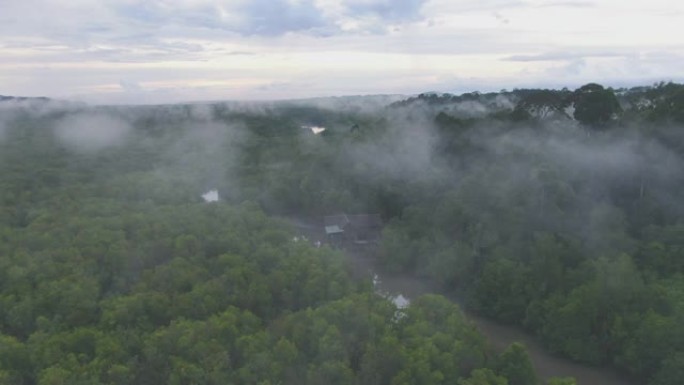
[1, 82, 683, 385]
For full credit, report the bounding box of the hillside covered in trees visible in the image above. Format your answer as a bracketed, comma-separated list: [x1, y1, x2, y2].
[1, 81, 684, 385]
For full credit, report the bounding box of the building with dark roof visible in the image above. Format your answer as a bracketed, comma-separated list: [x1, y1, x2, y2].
[323, 213, 383, 248]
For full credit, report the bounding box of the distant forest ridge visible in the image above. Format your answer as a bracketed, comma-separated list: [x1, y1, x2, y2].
[2, 81, 683, 121]
[0, 95, 51, 102]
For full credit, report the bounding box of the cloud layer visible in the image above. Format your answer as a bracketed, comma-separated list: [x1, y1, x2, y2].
[54, 113, 133, 152]
[1, 0, 683, 103]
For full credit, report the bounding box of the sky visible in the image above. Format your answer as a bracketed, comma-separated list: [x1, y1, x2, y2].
[1, 0, 683, 104]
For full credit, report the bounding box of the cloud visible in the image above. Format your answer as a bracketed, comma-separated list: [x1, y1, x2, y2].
[492, 11, 510, 24]
[112, 0, 429, 37]
[559, 58, 587, 76]
[235, 0, 332, 36]
[345, 0, 427, 22]
[226, 51, 256, 56]
[113, 0, 333, 37]
[504, 51, 626, 62]
[256, 81, 297, 92]
[119, 80, 143, 93]
[424, 0, 525, 14]
[54, 113, 133, 152]
[1, 0, 683, 103]
[426, 0, 592, 13]
[535, 0, 595, 8]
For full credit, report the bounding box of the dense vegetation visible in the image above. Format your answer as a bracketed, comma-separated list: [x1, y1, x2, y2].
[0, 99, 541, 385]
[378, 83, 684, 385]
[224, 82, 684, 384]
[1, 81, 683, 384]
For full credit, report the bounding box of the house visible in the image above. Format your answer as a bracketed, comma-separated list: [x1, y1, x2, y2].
[324, 213, 383, 248]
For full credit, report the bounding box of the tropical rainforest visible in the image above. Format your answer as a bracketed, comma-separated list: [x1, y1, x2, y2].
[1, 81, 683, 385]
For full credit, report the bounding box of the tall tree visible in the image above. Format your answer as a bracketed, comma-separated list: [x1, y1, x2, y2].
[572, 83, 622, 127]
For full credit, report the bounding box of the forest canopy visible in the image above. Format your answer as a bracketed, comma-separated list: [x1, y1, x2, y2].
[1, 82, 684, 385]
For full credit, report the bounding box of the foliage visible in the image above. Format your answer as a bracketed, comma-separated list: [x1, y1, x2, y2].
[2, 81, 683, 384]
[572, 83, 622, 127]
[0, 103, 539, 385]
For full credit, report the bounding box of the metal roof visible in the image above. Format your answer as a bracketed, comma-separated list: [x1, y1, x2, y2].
[325, 225, 344, 235]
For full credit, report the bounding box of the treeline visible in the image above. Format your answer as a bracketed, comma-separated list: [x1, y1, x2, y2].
[191, 81, 684, 384]
[393, 81, 684, 127]
[0, 107, 547, 385]
[377, 82, 684, 385]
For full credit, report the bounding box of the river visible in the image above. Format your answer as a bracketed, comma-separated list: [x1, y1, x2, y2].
[348, 251, 634, 385]
[285, 217, 635, 385]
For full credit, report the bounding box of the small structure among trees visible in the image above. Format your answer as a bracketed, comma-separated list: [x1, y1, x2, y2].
[324, 213, 383, 249]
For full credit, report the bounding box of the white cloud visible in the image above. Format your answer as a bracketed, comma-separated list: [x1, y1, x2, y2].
[0, 0, 683, 103]
[54, 113, 133, 151]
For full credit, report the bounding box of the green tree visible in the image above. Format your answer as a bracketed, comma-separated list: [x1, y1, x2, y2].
[0, 334, 31, 384]
[651, 352, 684, 385]
[546, 377, 576, 385]
[459, 368, 508, 385]
[573, 83, 621, 127]
[494, 343, 537, 385]
[512, 90, 570, 121]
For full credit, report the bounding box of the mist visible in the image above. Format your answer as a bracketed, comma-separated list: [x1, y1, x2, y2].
[54, 112, 133, 153]
[2, 83, 684, 385]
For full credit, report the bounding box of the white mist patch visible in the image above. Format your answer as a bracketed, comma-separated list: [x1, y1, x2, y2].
[391, 294, 410, 309]
[189, 104, 214, 121]
[202, 189, 219, 202]
[564, 105, 576, 118]
[55, 113, 132, 152]
[302, 125, 326, 134]
[372, 275, 410, 310]
[345, 112, 438, 181]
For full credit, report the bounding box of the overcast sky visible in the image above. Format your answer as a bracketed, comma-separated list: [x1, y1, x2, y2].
[1, 0, 683, 104]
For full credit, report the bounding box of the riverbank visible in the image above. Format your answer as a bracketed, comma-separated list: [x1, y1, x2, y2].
[361, 259, 633, 385]
[283, 215, 635, 385]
